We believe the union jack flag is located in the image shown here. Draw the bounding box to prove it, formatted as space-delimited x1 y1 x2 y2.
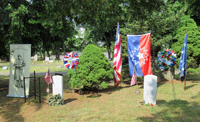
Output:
113 22 122 88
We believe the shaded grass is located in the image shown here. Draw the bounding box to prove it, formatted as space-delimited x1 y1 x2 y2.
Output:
0 74 200 122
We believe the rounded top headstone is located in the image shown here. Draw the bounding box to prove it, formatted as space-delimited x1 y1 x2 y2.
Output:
55 73 63 76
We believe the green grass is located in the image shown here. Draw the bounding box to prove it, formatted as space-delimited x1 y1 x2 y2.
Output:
0 66 69 73
0 60 64 66
0 60 200 121
0 60 67 73
0 60 10 66
0 74 200 122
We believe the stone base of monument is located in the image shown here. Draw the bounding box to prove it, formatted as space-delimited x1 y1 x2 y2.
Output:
162 69 174 81
143 75 157 105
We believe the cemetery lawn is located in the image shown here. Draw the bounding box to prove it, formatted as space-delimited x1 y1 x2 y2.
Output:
0 60 64 66
0 60 67 73
0 75 200 122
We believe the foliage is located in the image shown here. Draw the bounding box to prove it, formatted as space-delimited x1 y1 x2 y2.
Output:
68 44 113 90
172 15 200 70
119 1 184 77
0 0 77 59
48 94 64 106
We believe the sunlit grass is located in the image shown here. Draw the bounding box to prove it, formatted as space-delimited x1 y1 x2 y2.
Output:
0 75 200 121
0 60 67 73
0 60 64 66
0 60 200 121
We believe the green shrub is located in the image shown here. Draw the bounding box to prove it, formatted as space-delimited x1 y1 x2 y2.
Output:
68 44 113 90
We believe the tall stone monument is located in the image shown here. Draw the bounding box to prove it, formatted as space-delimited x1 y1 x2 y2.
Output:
7 44 31 98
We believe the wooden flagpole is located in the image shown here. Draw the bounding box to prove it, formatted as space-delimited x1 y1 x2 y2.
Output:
184 70 186 91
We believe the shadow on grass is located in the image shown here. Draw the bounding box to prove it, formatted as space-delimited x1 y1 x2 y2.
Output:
185 84 197 90
72 82 134 97
0 75 25 121
0 74 62 122
64 98 77 104
98 84 132 94
137 99 200 122
87 94 102 98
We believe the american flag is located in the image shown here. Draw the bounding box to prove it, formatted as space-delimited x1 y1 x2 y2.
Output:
44 69 52 85
113 22 122 88
130 73 137 86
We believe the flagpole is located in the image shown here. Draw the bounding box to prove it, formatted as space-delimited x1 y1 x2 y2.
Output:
47 65 50 104
118 17 122 88
48 83 49 103
184 70 186 90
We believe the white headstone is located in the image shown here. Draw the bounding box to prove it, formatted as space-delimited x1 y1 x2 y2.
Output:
2 66 8 70
34 54 38 61
52 75 63 98
45 57 49 61
49 60 54 63
143 75 157 105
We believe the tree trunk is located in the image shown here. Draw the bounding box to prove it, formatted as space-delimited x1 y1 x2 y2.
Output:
104 36 111 59
82 40 84 51
56 44 60 60
42 51 45 60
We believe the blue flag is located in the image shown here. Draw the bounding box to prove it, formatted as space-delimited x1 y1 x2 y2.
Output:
179 34 187 81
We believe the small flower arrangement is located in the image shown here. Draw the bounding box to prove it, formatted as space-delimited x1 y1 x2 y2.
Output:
156 49 177 71
48 94 64 106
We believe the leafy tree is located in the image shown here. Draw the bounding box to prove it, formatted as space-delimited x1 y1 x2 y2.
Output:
68 44 113 90
118 1 185 77
0 0 77 60
172 15 200 70
184 0 200 26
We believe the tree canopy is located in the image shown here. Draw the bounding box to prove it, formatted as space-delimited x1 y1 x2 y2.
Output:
1 0 200 72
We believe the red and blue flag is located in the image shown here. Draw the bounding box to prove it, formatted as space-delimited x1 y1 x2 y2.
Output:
127 33 152 76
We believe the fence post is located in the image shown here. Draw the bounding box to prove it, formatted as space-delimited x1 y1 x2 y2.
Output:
34 71 36 100
24 77 26 103
39 78 41 103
